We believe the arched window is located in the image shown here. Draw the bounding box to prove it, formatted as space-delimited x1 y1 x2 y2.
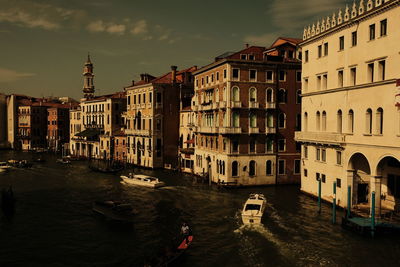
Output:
137 111 142 130
222 161 225 175
232 86 240 101
249 138 256 153
348 110 354 133
232 161 238 177
316 111 321 131
296 89 302 104
278 113 286 128
266 112 274 128
322 111 327 131
223 87 226 101
278 89 287 103
337 110 342 133
366 108 372 134
249 161 256 176
376 108 383 134
179 134 183 148
304 112 308 131
266 160 272 175
250 113 257 128
215 88 219 102
232 112 240 127
249 88 257 102
266 88 273 103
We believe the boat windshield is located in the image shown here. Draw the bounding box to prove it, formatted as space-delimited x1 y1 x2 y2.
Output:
245 204 261 211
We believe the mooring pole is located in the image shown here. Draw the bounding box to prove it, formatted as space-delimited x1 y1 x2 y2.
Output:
371 191 376 238
333 181 336 224
347 185 351 218
318 178 322 214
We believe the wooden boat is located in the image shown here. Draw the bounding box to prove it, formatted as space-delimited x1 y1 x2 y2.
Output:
120 173 165 188
92 200 136 224
56 158 71 164
155 235 194 267
7 159 32 168
241 193 267 225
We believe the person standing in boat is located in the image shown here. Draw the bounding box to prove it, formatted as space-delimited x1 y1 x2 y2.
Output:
181 222 190 244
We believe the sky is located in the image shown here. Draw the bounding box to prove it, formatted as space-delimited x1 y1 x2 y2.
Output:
0 0 349 100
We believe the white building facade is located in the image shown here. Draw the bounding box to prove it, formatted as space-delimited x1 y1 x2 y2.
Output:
295 0 400 215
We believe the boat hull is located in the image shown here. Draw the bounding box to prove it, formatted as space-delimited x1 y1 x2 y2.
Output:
120 176 165 188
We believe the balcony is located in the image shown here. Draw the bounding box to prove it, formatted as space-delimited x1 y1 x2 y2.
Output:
248 127 259 134
248 101 259 109
265 102 276 109
125 129 152 136
265 127 276 134
200 101 213 111
230 101 242 108
219 101 227 109
195 126 219 134
219 127 242 134
295 131 346 144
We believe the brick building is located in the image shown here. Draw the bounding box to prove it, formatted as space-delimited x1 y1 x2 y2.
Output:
47 105 71 152
192 38 302 186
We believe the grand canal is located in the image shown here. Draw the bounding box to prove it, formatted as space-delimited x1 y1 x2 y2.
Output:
1 151 399 267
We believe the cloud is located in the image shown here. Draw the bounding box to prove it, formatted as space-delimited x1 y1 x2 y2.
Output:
131 20 148 35
0 0 85 30
87 20 126 35
0 68 36 83
243 0 346 46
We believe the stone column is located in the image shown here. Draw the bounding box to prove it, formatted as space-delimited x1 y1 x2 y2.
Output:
370 175 382 217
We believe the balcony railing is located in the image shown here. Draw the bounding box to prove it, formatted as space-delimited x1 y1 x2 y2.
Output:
248 127 259 134
219 127 242 134
265 102 276 109
195 126 219 134
230 101 242 108
265 127 276 134
295 131 346 144
249 102 259 109
125 129 152 136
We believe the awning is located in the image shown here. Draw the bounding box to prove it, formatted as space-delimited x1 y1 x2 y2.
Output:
184 139 195 144
75 128 101 138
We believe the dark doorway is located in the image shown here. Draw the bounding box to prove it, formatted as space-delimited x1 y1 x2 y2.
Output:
357 183 368 203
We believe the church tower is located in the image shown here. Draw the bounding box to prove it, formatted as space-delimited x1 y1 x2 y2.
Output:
83 54 95 99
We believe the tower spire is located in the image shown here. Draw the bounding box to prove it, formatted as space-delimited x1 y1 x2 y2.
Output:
83 54 95 99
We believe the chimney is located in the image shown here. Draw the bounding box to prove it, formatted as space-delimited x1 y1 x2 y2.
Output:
131 80 135 86
245 43 249 48
140 74 145 81
171 65 177 83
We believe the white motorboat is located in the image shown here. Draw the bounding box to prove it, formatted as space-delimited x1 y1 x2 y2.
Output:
241 193 267 225
120 173 165 188
0 162 11 171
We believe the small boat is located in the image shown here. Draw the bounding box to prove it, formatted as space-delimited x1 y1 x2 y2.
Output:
7 159 32 168
92 200 136 224
56 158 71 164
241 193 267 225
0 162 11 171
120 173 165 188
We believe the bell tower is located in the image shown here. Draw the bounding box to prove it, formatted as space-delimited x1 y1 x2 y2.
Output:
83 53 95 99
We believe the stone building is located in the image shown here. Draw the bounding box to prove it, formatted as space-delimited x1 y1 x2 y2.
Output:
295 0 400 214
179 106 196 173
47 105 71 152
124 66 197 169
192 38 302 186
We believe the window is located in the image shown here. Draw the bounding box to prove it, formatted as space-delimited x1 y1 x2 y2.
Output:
304 78 309 92
266 138 274 152
249 88 257 102
278 89 286 103
324 43 328 56
336 151 342 165
304 169 308 177
232 140 239 153
368 63 374 83
211 74 214 82
294 160 301 174
266 88 273 103
223 69 227 79
250 113 257 128
278 139 286 152
317 75 321 90
380 19 387 36
376 108 383 134
296 113 301 131
316 172 320 181
339 36 344 50
318 45 322 58
321 174 326 183
337 110 342 133
278 160 285 175
351 31 357 46
232 112 240 127
266 71 273 82
304 145 308 159
134 95 137 104
249 138 256 153
337 178 341 188
378 60 385 81
232 68 239 80
296 71 301 82
206 76 209 84
249 55 255 60
201 78 204 85
240 54 247 60
350 67 357 86
322 111 327 131
369 24 376 40
321 149 326 162
232 86 240 101
288 50 294 58
366 108 372 134
216 72 219 81
232 161 238 177
249 161 256 176
322 74 327 90
316 111 321 131
279 71 286 81
278 113 286 128
266 160 272 175
316 148 321 161
305 50 309 62
249 70 257 81
156 92 162 103
296 90 301 104
348 109 354 133
338 70 344 88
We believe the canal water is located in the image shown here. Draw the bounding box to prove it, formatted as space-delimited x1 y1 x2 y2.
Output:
1 151 399 267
